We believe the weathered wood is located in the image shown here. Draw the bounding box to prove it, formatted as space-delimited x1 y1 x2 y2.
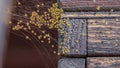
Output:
58 58 85 68
58 19 87 57
88 19 120 56
87 57 120 68
62 12 120 19
59 0 120 11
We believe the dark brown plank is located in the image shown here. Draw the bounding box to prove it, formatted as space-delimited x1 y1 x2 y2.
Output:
59 0 120 11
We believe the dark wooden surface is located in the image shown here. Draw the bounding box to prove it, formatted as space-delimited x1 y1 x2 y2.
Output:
88 19 120 56
59 0 120 11
58 15 120 68
58 0 120 68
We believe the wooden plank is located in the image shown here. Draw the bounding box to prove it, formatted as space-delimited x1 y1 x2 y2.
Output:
88 19 120 56
62 12 120 19
59 0 120 11
58 58 85 68
87 57 120 68
58 19 87 57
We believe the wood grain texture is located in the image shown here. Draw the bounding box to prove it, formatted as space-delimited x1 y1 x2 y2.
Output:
87 57 120 68
88 19 120 56
59 0 120 11
62 12 120 19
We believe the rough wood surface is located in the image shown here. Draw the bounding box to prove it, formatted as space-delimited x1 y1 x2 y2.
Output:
58 19 87 56
88 19 120 56
58 58 85 68
62 12 120 18
59 0 120 11
87 57 120 68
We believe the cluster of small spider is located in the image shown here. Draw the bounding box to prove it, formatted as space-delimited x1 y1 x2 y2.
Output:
8 1 71 56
